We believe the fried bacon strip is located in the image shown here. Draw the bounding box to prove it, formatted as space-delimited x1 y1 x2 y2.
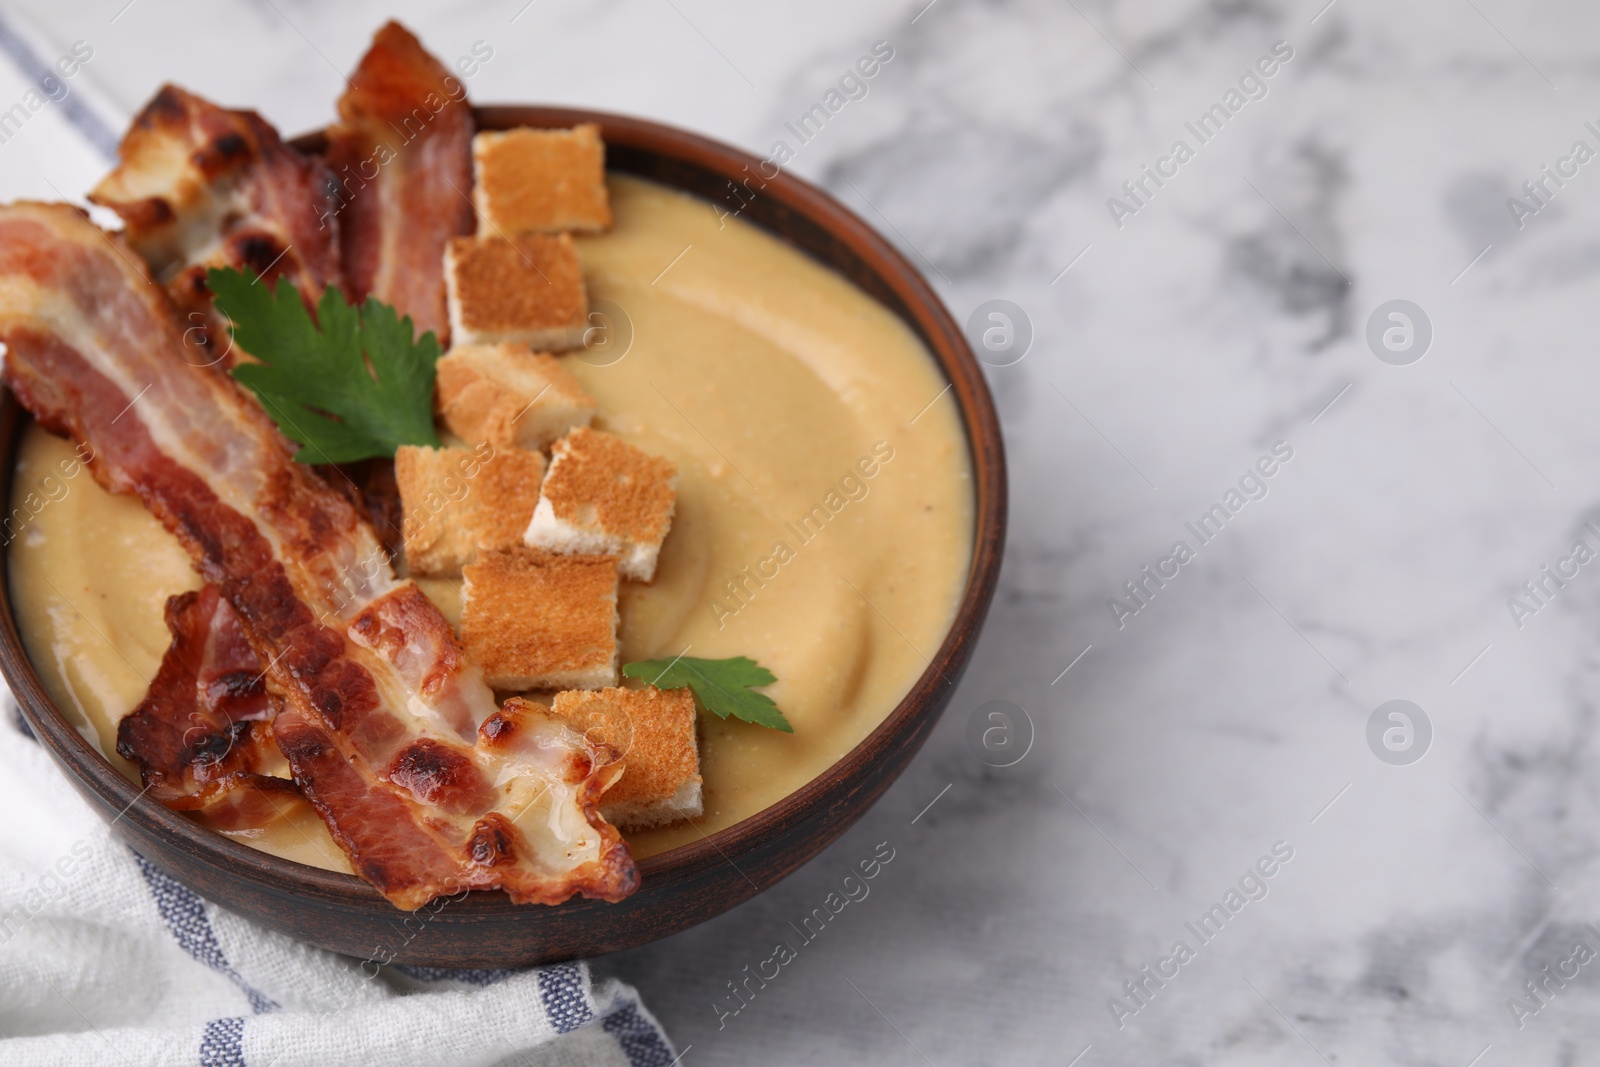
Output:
87 84 343 363
84 82 411 545
327 457 405 560
326 21 474 345
0 202 636 910
115 585 303 830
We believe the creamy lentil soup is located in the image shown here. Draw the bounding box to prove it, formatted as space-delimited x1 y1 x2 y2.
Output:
7 174 972 870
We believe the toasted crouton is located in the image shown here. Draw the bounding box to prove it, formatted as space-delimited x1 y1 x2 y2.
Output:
445 234 588 349
396 444 546 577
550 686 701 829
473 125 611 235
523 427 678 582
435 343 597 450
460 547 618 690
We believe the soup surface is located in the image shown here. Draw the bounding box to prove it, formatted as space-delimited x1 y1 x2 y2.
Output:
7 174 973 870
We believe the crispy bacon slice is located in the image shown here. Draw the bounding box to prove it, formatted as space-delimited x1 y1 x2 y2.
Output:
0 202 636 910
87 84 343 364
88 84 411 570
325 21 474 345
327 457 404 560
115 585 303 829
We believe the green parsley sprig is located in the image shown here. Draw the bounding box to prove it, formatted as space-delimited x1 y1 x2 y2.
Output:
622 656 792 733
209 267 441 463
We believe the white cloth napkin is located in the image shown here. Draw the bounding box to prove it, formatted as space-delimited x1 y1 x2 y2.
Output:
0 706 677 1067
0 13 677 1065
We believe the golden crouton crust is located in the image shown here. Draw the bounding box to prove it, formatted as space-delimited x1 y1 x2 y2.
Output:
446 234 588 347
473 125 612 234
396 444 546 577
461 547 618 689
549 686 699 810
544 427 678 543
434 343 595 449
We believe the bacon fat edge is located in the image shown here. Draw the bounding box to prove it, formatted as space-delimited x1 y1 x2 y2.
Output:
0 202 637 909
88 84 344 364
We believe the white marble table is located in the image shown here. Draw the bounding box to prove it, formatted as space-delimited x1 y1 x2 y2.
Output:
8 0 1600 1063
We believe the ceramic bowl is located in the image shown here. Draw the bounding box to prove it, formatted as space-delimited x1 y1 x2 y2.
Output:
0 105 1007 966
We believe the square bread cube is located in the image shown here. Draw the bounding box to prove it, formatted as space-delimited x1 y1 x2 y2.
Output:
395 444 546 578
445 234 588 350
473 125 612 235
435 343 596 450
523 427 678 582
550 686 701 829
460 547 619 690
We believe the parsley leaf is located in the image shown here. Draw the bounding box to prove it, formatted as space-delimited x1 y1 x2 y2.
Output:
209 267 441 463
622 656 792 733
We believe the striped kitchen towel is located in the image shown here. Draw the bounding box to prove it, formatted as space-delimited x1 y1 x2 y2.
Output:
0 8 119 202
0 701 678 1067
0 13 677 1064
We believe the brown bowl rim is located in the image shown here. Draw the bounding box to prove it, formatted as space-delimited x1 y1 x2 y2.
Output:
0 104 1007 925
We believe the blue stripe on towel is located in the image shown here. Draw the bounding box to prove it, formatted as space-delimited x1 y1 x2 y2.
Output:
199 1017 247 1067
391 963 516 987
602 1000 678 1067
537 962 593 1033
0 11 118 160
132 852 279 1014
